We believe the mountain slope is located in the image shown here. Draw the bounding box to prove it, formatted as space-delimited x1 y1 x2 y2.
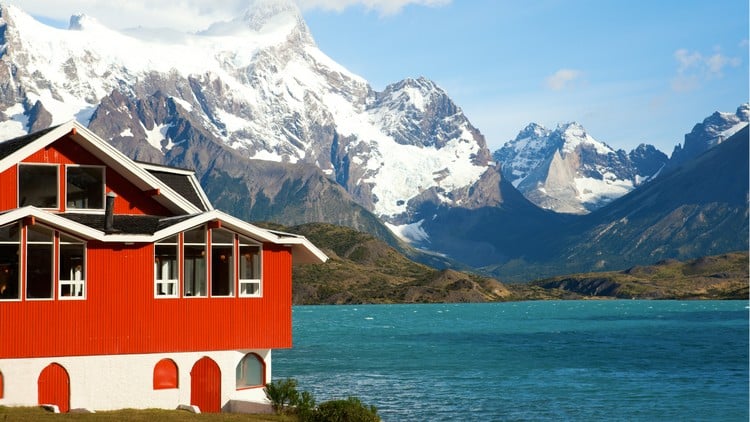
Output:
668 103 749 169
0 3 502 227
486 125 749 280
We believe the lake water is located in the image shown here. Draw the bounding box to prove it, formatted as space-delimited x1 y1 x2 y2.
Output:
273 301 748 421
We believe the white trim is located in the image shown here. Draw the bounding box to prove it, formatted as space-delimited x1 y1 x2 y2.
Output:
0 208 328 264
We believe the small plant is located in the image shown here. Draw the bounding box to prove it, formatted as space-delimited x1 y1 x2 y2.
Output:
265 378 379 421
264 378 300 414
308 397 380 422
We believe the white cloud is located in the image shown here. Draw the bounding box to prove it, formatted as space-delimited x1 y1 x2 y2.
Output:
9 0 451 31
671 47 741 92
545 69 583 91
296 0 450 15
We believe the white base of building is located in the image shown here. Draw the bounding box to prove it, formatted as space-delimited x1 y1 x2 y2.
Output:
0 349 273 413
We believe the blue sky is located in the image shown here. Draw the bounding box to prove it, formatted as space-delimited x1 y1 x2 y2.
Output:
9 0 750 152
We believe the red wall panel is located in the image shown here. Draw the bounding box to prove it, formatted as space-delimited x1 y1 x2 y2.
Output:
0 242 293 358
0 165 17 211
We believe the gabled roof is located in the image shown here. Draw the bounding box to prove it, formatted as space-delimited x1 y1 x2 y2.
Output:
0 121 327 264
0 120 202 215
0 207 327 264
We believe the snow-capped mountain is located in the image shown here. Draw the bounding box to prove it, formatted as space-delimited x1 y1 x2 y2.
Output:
493 122 668 214
0 1 497 225
668 103 749 169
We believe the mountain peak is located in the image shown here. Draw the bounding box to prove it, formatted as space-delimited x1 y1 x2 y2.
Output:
68 13 103 31
242 0 301 31
199 0 312 44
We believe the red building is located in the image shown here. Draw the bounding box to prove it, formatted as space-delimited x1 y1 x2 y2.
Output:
0 121 326 413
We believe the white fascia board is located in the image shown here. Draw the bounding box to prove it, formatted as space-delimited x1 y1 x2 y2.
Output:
0 208 328 263
153 210 328 264
0 207 102 239
0 122 77 174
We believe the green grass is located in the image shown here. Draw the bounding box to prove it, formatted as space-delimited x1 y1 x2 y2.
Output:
0 406 294 422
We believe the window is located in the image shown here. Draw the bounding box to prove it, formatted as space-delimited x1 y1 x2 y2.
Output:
155 236 178 297
59 234 85 298
19 164 58 208
239 236 261 297
26 225 53 300
153 359 178 389
66 166 104 210
183 227 207 297
236 353 265 389
0 223 20 300
211 229 234 297
0 370 4 399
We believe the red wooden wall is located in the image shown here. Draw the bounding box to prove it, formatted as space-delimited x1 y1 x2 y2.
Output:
0 243 292 358
0 134 295 359
0 136 171 215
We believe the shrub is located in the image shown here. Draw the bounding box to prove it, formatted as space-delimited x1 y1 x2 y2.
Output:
264 378 300 414
306 397 380 422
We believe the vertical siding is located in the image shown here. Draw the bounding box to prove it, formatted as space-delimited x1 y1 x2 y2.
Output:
10 136 172 215
0 242 294 358
0 165 17 211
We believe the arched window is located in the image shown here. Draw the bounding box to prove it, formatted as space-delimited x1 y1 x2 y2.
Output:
0 369 4 398
236 353 265 389
153 358 178 389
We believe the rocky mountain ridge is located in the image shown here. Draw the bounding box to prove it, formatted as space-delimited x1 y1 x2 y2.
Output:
493 122 668 214
0 2 499 226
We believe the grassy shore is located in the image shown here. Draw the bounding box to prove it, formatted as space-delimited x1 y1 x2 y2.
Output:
0 406 294 422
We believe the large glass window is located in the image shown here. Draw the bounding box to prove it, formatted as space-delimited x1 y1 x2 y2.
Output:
59 234 85 298
155 235 178 297
239 236 261 297
0 223 20 300
211 229 234 297
183 227 207 297
26 225 53 299
19 164 58 208
66 166 104 210
236 353 265 389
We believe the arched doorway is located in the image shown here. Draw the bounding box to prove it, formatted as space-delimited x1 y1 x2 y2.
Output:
191 357 221 413
38 363 70 413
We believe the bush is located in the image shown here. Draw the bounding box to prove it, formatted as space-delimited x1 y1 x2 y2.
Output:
264 378 300 414
307 397 380 422
265 378 379 422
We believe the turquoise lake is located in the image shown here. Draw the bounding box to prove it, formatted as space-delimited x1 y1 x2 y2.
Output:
274 301 749 421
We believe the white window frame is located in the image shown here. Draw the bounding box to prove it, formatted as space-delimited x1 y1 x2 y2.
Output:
154 235 179 298
25 224 54 301
65 164 106 212
210 228 235 297
183 227 207 298
238 235 262 298
0 222 21 302
58 233 86 300
18 163 59 209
